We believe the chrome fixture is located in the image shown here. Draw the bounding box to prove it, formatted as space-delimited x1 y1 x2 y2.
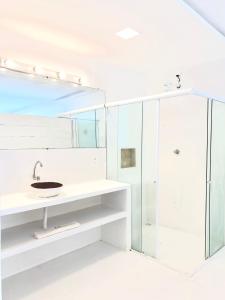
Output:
43 207 48 230
174 149 180 155
33 160 43 181
176 74 181 89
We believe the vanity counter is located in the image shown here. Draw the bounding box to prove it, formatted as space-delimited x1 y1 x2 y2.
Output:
0 180 130 216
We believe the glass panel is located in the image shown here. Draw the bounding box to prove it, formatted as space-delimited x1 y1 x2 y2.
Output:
205 99 211 259
158 95 206 272
107 101 159 255
107 103 143 252
95 108 106 148
106 106 119 180
75 111 97 148
73 108 106 148
141 100 159 257
209 100 225 256
117 103 143 252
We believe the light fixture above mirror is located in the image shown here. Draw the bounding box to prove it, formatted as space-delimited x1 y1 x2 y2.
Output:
0 57 81 85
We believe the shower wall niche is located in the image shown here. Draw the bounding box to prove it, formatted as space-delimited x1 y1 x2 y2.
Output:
106 90 225 273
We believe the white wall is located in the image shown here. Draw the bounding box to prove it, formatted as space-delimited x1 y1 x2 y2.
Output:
0 147 106 219
0 148 106 195
159 95 207 237
1 147 106 231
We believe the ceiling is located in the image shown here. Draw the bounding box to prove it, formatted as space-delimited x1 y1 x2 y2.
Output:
0 0 224 77
183 0 225 37
0 0 224 107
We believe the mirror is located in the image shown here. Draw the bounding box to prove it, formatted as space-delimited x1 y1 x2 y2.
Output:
0 68 106 149
72 109 106 148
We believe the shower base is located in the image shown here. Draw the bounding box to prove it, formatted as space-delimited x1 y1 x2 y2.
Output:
142 225 205 274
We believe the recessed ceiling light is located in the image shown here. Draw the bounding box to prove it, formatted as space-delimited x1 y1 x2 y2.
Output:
116 28 140 40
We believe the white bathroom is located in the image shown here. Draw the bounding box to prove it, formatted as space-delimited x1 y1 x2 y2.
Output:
1 1 225 300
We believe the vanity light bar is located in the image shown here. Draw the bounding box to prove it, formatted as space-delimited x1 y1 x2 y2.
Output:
34 66 58 79
0 57 81 85
2 58 34 73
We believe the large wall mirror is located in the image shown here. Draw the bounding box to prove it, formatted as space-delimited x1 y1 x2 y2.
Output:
0 68 106 149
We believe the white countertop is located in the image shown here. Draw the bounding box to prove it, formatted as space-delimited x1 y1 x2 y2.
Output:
0 180 130 216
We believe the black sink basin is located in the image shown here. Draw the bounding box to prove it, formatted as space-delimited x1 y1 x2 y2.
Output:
31 182 63 198
31 182 63 189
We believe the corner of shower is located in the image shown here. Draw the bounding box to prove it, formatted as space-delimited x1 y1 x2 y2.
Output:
106 93 225 273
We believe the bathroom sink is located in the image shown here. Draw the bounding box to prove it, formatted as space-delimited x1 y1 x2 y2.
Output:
31 182 63 198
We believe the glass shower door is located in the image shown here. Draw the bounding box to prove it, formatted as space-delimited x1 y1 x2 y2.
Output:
117 103 143 252
141 100 159 257
208 100 225 256
107 100 159 255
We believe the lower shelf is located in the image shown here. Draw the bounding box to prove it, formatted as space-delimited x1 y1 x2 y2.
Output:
2 205 127 259
2 242 123 300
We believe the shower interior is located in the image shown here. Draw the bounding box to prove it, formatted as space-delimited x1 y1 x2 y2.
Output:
106 91 225 273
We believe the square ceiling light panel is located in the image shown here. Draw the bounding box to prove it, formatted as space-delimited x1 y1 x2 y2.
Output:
116 28 140 39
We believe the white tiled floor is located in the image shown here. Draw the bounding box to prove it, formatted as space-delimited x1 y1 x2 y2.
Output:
3 242 225 300
142 225 205 274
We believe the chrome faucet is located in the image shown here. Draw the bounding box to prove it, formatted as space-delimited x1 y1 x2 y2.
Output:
33 161 43 181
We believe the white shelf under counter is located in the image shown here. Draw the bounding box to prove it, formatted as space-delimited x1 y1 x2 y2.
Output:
0 180 131 292
2 205 127 259
1 179 131 288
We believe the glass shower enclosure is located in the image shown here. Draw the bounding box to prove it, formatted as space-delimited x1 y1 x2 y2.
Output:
106 91 225 273
107 100 159 257
206 100 225 257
